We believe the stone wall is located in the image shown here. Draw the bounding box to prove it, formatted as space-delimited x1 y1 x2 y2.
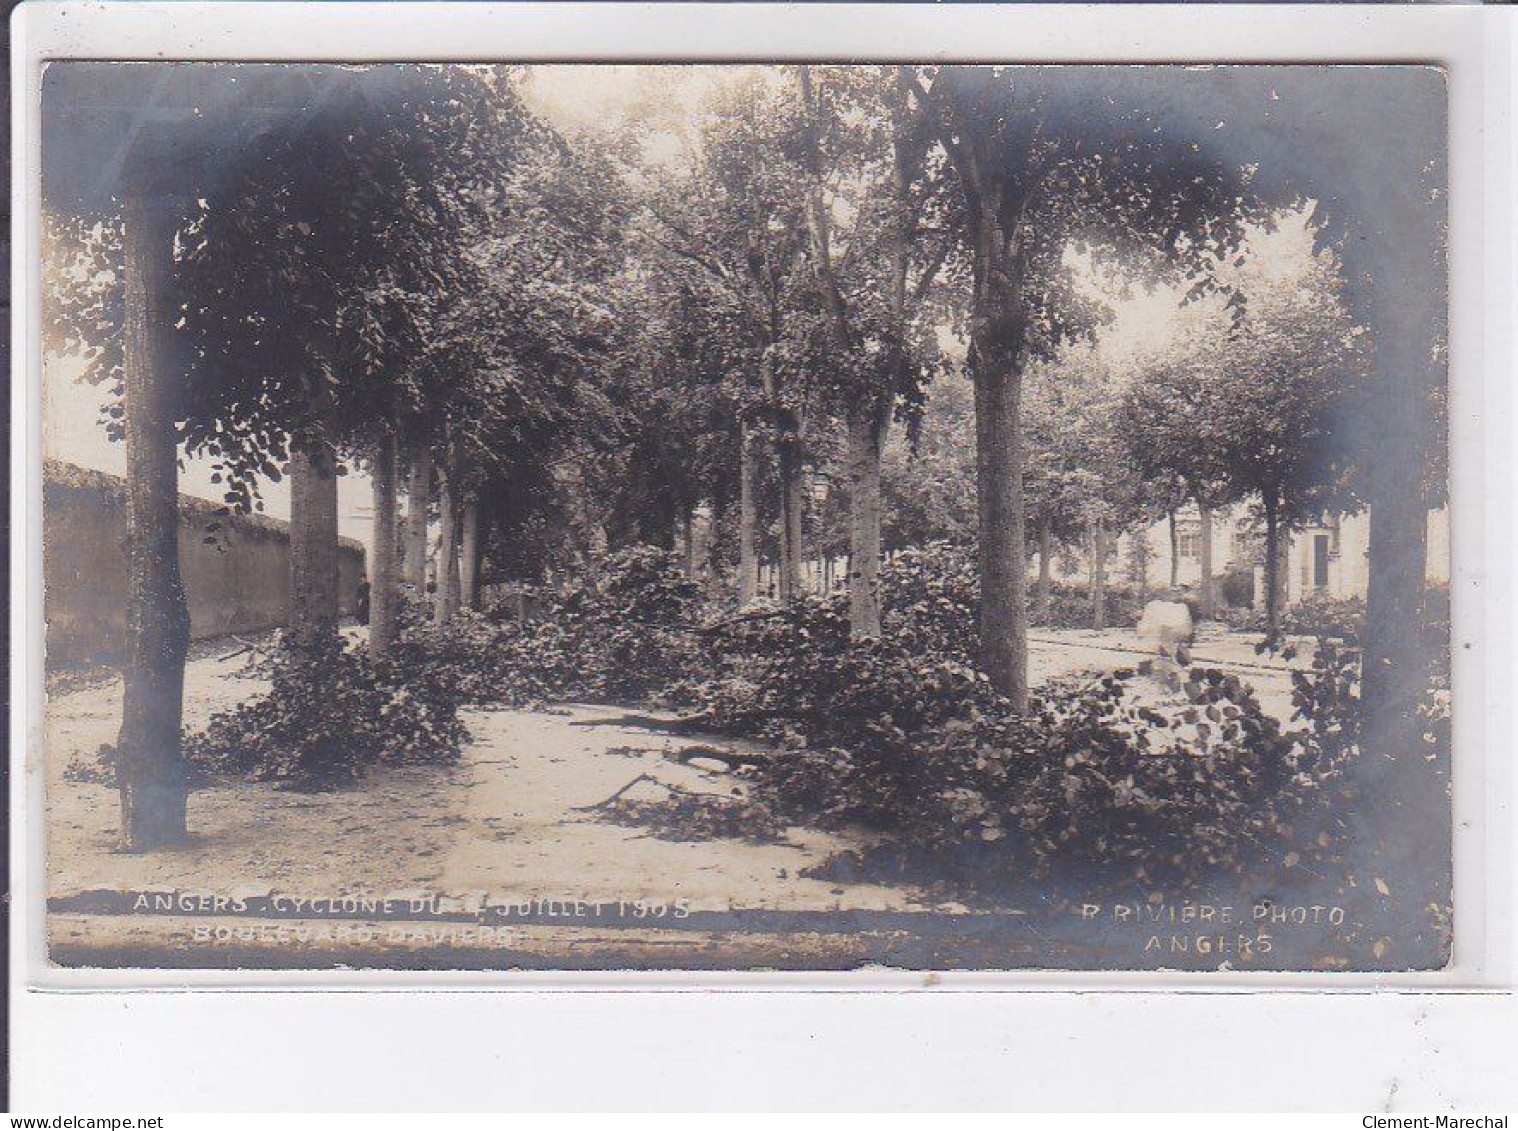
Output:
44 461 365 664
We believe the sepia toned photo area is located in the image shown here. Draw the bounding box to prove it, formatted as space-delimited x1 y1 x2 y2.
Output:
39 62 1450 973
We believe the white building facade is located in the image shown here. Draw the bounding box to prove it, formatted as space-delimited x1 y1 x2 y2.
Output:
1098 502 1450 608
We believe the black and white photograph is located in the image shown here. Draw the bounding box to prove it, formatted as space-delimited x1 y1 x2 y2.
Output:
38 60 1453 974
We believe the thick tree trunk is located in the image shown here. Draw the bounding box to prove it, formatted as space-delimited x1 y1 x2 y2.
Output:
460 501 481 612
846 406 884 637
435 452 461 625
369 432 401 657
919 70 1034 707
799 65 889 622
1198 500 1216 617
1357 274 1446 965
738 422 759 606
1036 519 1053 625
288 435 341 648
404 434 432 597
1262 496 1282 645
777 444 804 604
970 324 1030 709
1131 531 1149 603
115 194 191 850
1168 510 1180 588
1091 524 1108 632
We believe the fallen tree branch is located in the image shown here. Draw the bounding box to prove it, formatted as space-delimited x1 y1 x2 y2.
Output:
568 712 717 735
570 772 663 812
571 772 733 813
215 634 266 662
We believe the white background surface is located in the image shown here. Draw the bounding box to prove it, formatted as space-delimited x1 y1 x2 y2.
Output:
10 1 1517 1112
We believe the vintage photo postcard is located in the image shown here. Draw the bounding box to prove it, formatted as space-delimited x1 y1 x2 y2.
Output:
38 61 1452 974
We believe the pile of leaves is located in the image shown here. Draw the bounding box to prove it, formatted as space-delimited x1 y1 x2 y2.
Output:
316 539 1413 893
399 547 709 707
680 595 1001 753
666 583 1342 887
183 630 469 790
597 787 788 843
1032 580 1146 631
878 541 981 664
1018 666 1355 883
389 602 516 706
545 546 710 701
480 542 1363 889
738 653 1362 892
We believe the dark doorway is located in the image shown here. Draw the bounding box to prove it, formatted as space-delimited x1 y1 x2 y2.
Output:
1313 533 1331 590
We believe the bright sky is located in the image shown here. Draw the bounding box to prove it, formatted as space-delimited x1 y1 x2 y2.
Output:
43 64 1325 560
1086 206 1319 369
521 64 772 167
42 359 377 548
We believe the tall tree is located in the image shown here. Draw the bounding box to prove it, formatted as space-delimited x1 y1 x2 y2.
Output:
639 78 815 605
179 65 584 642
114 194 194 848
1153 252 1370 642
368 430 402 654
1028 344 1144 631
793 66 953 637
880 372 978 552
907 65 1244 706
42 66 355 847
1022 358 1094 623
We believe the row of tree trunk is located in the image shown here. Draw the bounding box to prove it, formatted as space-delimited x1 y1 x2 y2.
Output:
368 431 486 654
734 421 817 612
1033 508 1227 634
730 479 1244 641
732 404 888 635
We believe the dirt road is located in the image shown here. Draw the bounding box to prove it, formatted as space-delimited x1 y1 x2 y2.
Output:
43 654 915 913
40 627 1305 968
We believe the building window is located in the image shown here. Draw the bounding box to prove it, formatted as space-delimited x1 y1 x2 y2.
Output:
1232 524 1258 565
1177 531 1202 560
1312 533 1331 589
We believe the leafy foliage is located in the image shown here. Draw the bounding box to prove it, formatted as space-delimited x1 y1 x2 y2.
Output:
877 541 981 661
1033 582 1146 631
404 547 708 706
387 602 513 706
881 376 978 549
184 632 468 790
745 656 1364 892
599 789 788 843
1281 594 1368 645
682 594 1000 752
